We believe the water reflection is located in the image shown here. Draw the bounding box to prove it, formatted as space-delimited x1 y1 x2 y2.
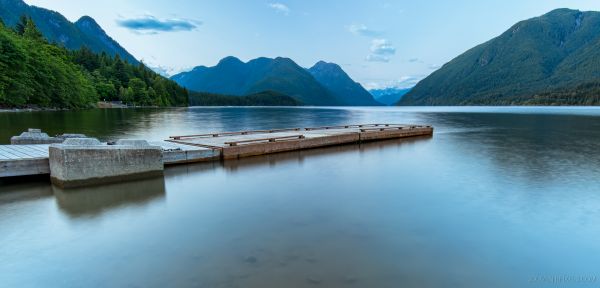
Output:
2 107 600 287
52 177 166 218
0 176 53 204
222 136 433 173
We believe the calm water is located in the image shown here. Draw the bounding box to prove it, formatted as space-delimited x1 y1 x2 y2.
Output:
1 107 600 287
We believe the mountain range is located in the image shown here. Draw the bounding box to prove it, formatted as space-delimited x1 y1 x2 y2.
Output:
307 61 380 106
400 9 600 105
0 0 137 63
369 88 411 106
171 57 380 106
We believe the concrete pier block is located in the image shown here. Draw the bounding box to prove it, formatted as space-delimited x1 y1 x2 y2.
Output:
11 128 63 145
49 138 163 188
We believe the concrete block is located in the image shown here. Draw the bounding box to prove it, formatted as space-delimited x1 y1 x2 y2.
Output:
57 133 87 140
49 139 163 188
11 128 63 145
115 139 151 147
62 138 102 146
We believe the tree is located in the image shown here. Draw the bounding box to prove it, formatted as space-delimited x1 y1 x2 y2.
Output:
128 78 149 105
23 18 44 41
14 15 28 35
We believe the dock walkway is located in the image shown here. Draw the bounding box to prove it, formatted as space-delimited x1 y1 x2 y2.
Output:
1 124 432 178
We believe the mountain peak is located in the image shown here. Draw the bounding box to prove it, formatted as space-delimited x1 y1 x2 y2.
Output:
308 60 380 106
218 56 243 65
309 61 342 72
544 8 581 16
75 15 105 33
75 15 99 26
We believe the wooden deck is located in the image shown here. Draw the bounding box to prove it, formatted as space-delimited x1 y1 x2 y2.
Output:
1 124 433 178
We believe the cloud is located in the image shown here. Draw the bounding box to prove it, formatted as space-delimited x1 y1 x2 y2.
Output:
363 76 423 90
141 56 191 77
428 64 442 70
117 15 200 34
366 38 396 62
408 58 420 63
268 3 290 15
348 24 382 37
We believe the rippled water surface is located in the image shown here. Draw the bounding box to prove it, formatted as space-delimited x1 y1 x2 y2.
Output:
1 107 600 287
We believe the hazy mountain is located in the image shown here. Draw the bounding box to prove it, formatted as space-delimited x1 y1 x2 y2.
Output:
308 61 380 106
0 0 137 63
400 9 600 105
370 88 411 105
172 56 340 105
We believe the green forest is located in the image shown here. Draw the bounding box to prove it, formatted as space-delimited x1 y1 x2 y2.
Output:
189 90 301 106
0 17 188 108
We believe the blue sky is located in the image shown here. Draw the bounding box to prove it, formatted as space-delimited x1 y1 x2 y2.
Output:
25 0 600 89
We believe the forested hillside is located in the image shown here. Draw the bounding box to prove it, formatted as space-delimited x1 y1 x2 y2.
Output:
189 90 301 106
0 0 137 63
0 17 188 108
400 9 600 106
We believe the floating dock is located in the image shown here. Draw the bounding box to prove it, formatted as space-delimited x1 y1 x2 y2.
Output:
1 124 433 180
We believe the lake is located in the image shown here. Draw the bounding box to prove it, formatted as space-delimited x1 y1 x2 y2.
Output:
1 106 600 287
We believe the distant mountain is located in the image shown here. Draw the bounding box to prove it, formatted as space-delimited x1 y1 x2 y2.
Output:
308 61 380 106
0 0 137 63
370 88 411 106
172 56 340 106
400 9 600 105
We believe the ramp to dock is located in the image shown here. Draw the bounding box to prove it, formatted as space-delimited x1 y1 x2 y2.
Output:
1 124 432 178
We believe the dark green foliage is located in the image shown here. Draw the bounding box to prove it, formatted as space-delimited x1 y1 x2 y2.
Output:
0 17 96 108
69 47 189 107
0 18 188 108
189 90 301 106
400 9 600 106
0 0 138 63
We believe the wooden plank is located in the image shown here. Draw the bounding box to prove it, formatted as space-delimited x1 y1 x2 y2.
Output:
18 145 49 156
224 135 305 146
0 158 50 177
170 128 302 139
25 145 50 153
0 147 25 159
7 146 45 158
165 139 223 149
0 147 35 159
0 150 20 160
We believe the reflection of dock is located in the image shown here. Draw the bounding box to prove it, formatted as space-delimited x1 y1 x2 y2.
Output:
1 124 433 179
53 177 166 217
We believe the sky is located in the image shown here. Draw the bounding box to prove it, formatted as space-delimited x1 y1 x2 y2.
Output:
24 0 600 89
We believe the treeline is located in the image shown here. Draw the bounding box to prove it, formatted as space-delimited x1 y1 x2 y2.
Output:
189 90 301 106
0 17 188 108
522 82 600 105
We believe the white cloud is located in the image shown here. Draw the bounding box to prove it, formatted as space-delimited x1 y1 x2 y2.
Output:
366 38 396 62
142 57 190 77
363 76 423 90
370 39 395 55
365 54 390 62
347 24 382 37
268 3 290 15
428 64 442 70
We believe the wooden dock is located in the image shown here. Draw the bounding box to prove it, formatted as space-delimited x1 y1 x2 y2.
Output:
1 124 432 178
